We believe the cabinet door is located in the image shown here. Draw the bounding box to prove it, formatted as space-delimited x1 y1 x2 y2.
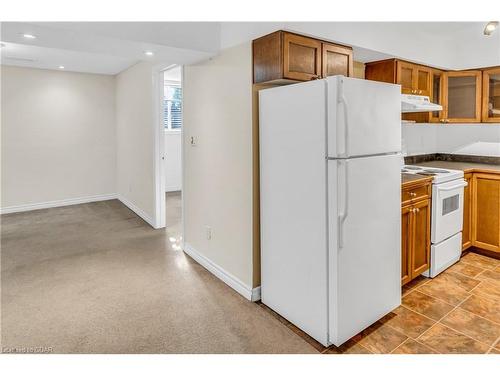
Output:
430 69 445 122
415 66 431 97
397 61 415 94
401 205 413 285
482 67 500 122
462 173 473 251
472 173 500 252
444 71 482 123
283 32 322 81
321 43 353 78
411 199 431 278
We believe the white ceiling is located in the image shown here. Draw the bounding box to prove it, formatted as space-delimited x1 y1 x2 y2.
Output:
1 22 498 75
0 22 218 74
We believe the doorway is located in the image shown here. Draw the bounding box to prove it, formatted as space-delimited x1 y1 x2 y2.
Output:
161 65 183 247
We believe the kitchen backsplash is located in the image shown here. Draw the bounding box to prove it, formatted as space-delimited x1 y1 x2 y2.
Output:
402 123 500 157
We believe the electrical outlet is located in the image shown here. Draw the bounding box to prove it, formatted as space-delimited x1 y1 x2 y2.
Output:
205 226 212 240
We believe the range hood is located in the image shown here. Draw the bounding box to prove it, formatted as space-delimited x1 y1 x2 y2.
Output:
401 94 443 113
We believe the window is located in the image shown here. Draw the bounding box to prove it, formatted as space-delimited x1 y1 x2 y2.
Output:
164 82 182 130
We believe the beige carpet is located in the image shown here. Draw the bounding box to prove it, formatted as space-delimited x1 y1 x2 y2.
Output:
1 194 316 354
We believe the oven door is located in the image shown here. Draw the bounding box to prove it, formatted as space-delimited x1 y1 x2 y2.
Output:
431 179 467 244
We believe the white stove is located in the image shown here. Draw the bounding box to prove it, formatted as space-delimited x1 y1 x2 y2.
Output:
402 165 464 184
402 164 467 277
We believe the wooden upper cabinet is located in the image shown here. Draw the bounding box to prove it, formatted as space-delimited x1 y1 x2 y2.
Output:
482 67 500 122
252 31 353 84
283 32 322 81
472 173 500 253
396 61 431 96
397 61 416 94
322 43 353 78
366 59 431 96
443 71 482 123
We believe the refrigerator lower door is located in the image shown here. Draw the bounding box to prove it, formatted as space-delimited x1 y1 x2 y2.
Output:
327 76 401 158
328 154 401 346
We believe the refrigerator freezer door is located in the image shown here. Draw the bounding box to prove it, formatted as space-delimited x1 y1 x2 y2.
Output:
327 76 401 158
259 79 329 346
328 154 401 346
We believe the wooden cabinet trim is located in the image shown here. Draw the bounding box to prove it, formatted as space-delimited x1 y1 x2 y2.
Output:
462 173 473 251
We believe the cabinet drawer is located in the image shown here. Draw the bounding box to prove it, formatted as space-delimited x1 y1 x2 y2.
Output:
402 185 430 205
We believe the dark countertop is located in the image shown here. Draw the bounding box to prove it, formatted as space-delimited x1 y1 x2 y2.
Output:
401 173 433 188
414 161 500 175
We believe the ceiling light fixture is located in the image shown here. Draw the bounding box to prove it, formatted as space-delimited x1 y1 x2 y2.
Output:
484 21 499 36
58 66 65 69
144 51 154 56
22 33 37 39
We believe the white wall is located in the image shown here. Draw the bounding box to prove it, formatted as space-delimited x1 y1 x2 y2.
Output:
402 123 500 157
1 65 116 211
220 22 500 71
183 43 254 289
165 130 182 192
115 62 156 224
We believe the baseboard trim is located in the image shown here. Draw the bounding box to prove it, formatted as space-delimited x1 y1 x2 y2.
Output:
183 242 261 302
117 195 157 228
251 286 261 302
0 194 117 214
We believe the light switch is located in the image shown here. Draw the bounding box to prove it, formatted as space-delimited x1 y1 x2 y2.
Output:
190 136 197 146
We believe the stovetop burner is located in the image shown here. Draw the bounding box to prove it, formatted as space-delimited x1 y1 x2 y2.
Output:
401 165 464 184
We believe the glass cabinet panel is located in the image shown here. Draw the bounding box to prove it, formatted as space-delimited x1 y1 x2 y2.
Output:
446 71 481 122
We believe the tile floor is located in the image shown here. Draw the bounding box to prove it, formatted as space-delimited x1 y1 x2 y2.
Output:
258 251 500 354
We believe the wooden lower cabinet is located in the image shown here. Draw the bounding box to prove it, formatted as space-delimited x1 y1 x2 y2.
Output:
472 173 500 253
411 199 431 276
401 181 432 285
401 205 413 285
462 173 473 250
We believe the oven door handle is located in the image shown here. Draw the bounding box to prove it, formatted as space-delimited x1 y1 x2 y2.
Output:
437 181 468 192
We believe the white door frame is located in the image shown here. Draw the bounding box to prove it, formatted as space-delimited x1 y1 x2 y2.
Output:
152 64 183 229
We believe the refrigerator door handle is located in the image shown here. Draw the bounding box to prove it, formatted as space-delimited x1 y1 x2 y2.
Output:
337 80 349 158
338 160 349 249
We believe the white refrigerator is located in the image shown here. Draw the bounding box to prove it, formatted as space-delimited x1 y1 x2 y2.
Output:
259 76 402 347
